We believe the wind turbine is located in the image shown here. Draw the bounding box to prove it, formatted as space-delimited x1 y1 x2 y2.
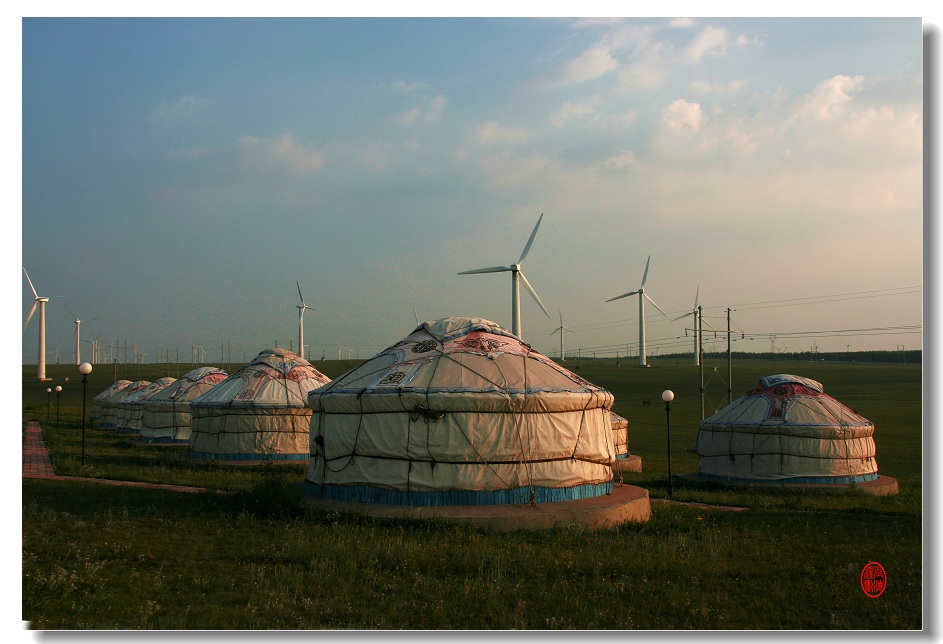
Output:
65 305 100 365
672 288 714 366
549 311 576 361
606 255 667 367
23 267 51 381
457 213 551 339
296 282 315 358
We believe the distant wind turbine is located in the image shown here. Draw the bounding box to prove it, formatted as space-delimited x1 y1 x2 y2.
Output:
606 255 667 367
672 288 713 366
549 311 576 361
65 305 100 366
296 281 315 358
23 267 51 381
457 213 551 339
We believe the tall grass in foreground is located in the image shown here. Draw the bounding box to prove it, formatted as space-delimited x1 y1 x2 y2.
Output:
23 479 920 630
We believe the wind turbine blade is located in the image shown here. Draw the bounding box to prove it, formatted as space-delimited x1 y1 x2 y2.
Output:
297 281 305 305
519 271 551 319
605 290 640 303
65 304 77 320
457 266 512 275
672 310 695 322
645 293 668 317
518 213 544 263
22 267 38 299
24 302 37 332
701 316 717 330
640 255 651 288
694 286 700 308
414 308 420 326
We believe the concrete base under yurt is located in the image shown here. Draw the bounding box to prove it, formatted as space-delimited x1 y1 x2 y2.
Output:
299 482 651 531
679 472 899 496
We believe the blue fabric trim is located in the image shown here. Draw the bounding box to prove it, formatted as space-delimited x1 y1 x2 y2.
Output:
615 453 631 460
303 480 614 506
187 450 308 461
697 471 879 485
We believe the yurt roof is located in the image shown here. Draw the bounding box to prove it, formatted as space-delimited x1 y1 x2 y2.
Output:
93 380 133 402
121 377 177 404
701 373 872 429
312 317 610 413
146 367 228 403
192 348 330 408
109 380 151 403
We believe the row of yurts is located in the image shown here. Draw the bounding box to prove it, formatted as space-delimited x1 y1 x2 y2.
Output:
90 316 885 506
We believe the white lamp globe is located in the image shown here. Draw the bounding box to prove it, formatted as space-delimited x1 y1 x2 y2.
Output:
55 386 62 392
661 390 674 402
79 362 92 375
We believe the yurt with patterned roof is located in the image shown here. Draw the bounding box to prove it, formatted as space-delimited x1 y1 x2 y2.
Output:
695 374 896 493
115 377 176 434
139 367 229 443
188 349 331 461
91 380 132 423
304 317 651 528
100 380 150 429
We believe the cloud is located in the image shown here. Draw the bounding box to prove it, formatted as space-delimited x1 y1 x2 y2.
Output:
476 122 534 147
148 95 211 121
236 133 325 173
684 25 730 63
689 79 747 94
558 44 619 84
790 75 864 123
550 97 601 127
396 95 447 126
662 99 705 131
669 18 695 29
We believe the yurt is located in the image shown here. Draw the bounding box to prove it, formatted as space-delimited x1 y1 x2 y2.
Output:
139 367 229 443
304 317 651 528
188 349 331 461
100 380 150 429
91 380 132 423
114 377 176 434
610 411 642 474
695 374 896 493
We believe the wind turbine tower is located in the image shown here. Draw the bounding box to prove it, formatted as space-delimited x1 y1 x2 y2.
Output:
549 311 575 361
606 255 667 367
23 267 51 381
458 213 551 339
296 282 315 359
66 305 99 366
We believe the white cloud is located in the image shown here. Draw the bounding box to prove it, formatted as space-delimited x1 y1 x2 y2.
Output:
559 44 619 84
396 95 447 126
685 25 730 63
669 18 695 29
662 99 705 131
790 75 863 123
689 79 746 94
550 97 601 127
476 122 533 147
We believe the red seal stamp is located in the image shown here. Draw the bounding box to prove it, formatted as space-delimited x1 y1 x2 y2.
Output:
860 561 887 598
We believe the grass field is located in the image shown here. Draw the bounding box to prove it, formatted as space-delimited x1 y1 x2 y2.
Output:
21 356 923 630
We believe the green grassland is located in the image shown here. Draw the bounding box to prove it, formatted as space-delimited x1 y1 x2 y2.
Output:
21 356 923 630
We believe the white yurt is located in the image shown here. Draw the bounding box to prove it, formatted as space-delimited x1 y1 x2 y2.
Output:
188 349 331 461
139 367 229 443
100 380 150 429
696 374 881 485
305 317 618 507
610 411 642 474
91 380 132 423
114 377 176 434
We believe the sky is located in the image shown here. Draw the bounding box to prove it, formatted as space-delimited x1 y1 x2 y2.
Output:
16 12 928 368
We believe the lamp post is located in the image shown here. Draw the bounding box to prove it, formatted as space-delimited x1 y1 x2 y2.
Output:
79 362 92 466
54 385 62 433
662 389 675 498
46 388 52 424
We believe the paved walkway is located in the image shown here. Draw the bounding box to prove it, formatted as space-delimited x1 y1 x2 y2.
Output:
22 420 222 494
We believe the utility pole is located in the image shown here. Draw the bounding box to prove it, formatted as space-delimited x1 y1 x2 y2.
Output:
698 305 705 419
727 308 733 404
